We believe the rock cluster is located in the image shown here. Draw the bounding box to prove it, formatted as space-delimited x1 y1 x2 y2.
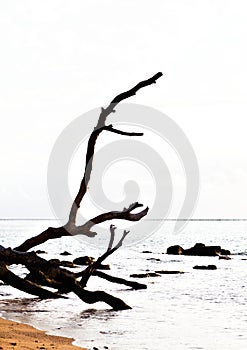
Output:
167 243 231 256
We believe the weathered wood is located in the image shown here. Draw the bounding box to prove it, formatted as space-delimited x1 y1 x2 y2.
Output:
0 73 163 310
14 202 148 253
0 245 131 310
0 246 76 282
93 270 147 290
73 282 131 310
14 74 162 253
68 72 162 225
14 226 69 252
78 228 130 288
75 203 148 234
0 262 62 299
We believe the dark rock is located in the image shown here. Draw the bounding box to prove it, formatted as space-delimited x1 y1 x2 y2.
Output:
220 249 231 255
167 243 231 256
73 256 109 269
155 270 184 274
136 273 149 278
142 250 152 253
73 256 95 265
48 259 75 268
184 243 221 256
130 273 148 278
130 272 160 278
60 251 72 256
49 259 61 265
147 258 161 261
193 265 217 270
35 250 47 254
60 261 75 268
167 245 184 255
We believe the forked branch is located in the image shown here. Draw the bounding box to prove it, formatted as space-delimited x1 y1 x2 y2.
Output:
68 72 163 225
17 73 162 252
4 73 163 310
74 202 148 235
15 202 148 252
79 225 130 287
0 245 131 310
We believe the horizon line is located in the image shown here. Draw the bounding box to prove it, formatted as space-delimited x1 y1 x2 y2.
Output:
0 218 247 221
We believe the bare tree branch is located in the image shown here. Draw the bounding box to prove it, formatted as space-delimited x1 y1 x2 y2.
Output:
16 73 161 252
73 283 131 310
14 227 69 252
104 124 143 137
2 73 164 310
15 203 147 252
93 270 147 290
0 262 63 299
0 245 131 310
97 72 163 127
79 227 130 287
68 72 163 225
75 202 149 235
108 224 116 251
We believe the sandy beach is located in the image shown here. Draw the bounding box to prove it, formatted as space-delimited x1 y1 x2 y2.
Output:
0 317 87 350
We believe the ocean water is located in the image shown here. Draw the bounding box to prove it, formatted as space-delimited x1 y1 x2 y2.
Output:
0 219 246 350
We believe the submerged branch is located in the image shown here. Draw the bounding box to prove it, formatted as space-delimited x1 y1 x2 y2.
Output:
0 245 131 310
0 262 63 299
93 270 147 290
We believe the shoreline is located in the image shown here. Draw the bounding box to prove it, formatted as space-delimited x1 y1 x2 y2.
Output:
0 317 87 350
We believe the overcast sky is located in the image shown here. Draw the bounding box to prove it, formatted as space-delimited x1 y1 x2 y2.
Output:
0 0 247 219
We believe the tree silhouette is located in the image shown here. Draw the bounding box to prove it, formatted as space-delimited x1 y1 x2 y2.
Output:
0 72 163 310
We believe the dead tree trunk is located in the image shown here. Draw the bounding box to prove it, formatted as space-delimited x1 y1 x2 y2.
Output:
0 72 163 310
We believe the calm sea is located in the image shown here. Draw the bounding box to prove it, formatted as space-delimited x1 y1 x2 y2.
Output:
0 219 246 350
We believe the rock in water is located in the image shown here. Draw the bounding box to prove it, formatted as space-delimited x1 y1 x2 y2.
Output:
193 265 217 270
130 272 161 278
167 245 184 255
220 249 231 255
73 256 95 265
60 261 75 268
155 270 184 274
60 251 72 256
35 250 47 254
167 243 231 256
184 243 221 256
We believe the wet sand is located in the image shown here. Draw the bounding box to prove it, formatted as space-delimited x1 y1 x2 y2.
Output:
0 317 87 350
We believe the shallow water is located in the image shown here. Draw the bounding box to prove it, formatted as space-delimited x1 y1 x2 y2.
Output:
0 220 246 349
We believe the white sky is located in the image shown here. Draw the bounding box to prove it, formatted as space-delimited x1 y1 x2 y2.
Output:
0 0 247 218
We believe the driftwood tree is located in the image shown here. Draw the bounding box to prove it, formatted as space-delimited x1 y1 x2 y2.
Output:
0 72 163 310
